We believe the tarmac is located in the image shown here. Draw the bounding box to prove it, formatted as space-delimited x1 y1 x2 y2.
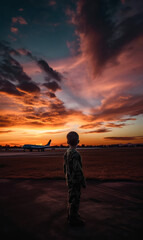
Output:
0 179 143 240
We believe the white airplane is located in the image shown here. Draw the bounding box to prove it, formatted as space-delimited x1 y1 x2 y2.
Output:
23 139 51 152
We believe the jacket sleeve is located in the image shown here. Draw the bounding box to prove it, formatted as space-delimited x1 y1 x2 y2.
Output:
72 153 86 187
63 152 67 175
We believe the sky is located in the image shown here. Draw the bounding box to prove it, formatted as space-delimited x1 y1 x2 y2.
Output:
0 0 143 146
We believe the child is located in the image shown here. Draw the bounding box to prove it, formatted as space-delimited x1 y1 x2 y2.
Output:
63 131 86 225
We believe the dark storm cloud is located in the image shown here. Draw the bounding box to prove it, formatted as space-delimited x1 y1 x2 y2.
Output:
17 81 40 93
0 42 60 96
0 42 31 82
16 46 63 89
0 78 24 96
37 59 62 82
46 92 56 98
75 0 143 74
43 81 61 92
0 41 40 95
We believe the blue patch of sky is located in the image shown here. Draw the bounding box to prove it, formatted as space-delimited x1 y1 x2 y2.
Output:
0 0 77 60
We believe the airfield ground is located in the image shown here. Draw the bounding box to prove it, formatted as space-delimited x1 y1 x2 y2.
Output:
0 179 143 240
0 148 143 239
0 148 143 180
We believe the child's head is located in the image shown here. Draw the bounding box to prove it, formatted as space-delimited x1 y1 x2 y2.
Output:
67 131 79 147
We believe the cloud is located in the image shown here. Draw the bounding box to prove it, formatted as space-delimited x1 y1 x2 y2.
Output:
0 42 31 82
119 118 136 122
37 59 62 82
91 94 143 121
49 0 56 6
0 130 14 134
43 81 61 92
18 8 24 12
12 16 27 25
104 136 143 141
106 123 126 128
80 122 103 129
72 0 143 75
17 81 40 94
16 48 33 58
83 128 111 134
0 92 86 129
14 46 63 86
0 115 16 127
10 27 18 34
46 92 56 98
0 42 41 96
43 130 67 135
0 79 24 96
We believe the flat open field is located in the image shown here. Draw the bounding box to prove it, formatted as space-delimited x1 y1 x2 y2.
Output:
0 179 143 240
0 148 143 239
0 148 143 180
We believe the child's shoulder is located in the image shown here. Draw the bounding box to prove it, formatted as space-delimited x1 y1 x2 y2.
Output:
69 148 80 158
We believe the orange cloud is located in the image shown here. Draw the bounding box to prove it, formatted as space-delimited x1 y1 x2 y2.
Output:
0 38 143 145
0 130 14 134
106 123 126 128
80 122 103 129
12 16 27 25
82 128 111 134
10 27 18 33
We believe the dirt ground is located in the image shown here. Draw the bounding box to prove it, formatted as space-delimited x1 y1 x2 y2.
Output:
0 148 143 239
0 179 143 240
0 148 143 180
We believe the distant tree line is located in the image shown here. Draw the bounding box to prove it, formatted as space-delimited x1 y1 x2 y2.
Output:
0 143 143 151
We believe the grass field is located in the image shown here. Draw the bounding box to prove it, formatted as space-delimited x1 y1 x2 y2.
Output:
0 148 143 180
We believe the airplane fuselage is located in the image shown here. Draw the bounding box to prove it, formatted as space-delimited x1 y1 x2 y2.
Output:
23 140 51 152
23 145 45 151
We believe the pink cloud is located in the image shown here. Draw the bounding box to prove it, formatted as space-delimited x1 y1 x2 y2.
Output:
49 1 56 6
22 61 42 76
18 8 24 11
12 16 27 25
10 27 18 33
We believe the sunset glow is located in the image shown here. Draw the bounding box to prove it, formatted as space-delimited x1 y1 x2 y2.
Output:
0 0 143 146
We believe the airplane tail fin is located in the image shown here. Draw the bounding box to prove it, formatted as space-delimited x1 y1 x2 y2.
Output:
46 139 51 146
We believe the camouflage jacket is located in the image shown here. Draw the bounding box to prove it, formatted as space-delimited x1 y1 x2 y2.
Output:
63 148 86 187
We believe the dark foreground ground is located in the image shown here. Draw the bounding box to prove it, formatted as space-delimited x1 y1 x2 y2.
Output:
0 179 143 240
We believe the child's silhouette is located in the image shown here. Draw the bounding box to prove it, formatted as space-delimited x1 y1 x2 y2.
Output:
63 131 86 225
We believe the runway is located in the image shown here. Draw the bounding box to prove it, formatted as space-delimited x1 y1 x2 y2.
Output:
0 179 143 240
0 149 63 157
0 148 143 180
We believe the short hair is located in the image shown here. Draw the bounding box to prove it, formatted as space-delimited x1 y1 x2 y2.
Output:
67 131 79 146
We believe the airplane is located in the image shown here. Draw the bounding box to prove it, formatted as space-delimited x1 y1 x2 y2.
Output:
23 139 51 152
